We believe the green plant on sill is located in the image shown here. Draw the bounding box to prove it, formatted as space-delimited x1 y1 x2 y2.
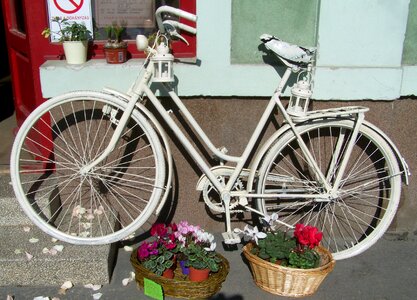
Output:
142 248 174 276
42 17 91 42
104 23 128 49
184 243 222 272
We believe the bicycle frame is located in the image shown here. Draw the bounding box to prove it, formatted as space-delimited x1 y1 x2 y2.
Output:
81 47 369 235
10 4 409 255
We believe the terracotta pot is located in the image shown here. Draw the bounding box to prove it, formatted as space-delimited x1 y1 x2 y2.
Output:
189 267 210 282
161 256 177 279
162 268 175 279
104 47 127 64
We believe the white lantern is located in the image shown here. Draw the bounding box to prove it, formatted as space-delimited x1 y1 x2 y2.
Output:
151 42 174 83
287 80 312 117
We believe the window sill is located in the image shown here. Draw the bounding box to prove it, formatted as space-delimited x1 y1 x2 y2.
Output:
39 58 198 98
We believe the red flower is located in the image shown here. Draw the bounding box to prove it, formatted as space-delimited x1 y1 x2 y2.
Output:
169 223 178 232
163 240 177 250
151 223 168 237
294 223 323 249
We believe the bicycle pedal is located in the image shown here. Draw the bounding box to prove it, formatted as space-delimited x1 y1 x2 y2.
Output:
222 232 241 245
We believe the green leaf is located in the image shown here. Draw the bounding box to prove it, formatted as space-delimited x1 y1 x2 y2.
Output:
164 260 173 268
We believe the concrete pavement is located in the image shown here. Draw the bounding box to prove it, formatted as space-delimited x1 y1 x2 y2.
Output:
1 232 416 300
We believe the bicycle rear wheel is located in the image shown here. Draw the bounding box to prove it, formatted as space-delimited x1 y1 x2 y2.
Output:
10 92 166 244
256 119 401 259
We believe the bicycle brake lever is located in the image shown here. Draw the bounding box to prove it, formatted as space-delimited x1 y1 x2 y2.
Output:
171 31 189 45
163 20 190 45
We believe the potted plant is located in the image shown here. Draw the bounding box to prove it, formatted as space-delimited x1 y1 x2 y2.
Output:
103 23 128 64
42 17 91 64
174 220 201 275
130 221 230 299
236 214 335 297
182 228 222 282
136 223 178 279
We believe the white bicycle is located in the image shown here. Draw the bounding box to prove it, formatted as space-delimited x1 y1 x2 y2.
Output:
10 6 409 260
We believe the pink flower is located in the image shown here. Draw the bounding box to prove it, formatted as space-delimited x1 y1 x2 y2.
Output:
137 242 159 261
176 221 200 235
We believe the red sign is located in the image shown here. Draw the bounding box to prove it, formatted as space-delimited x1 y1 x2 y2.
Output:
53 0 84 14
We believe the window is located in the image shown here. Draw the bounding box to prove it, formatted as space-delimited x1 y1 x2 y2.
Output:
91 0 196 58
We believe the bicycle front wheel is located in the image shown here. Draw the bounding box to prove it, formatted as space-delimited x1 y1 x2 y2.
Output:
10 92 166 245
257 119 401 259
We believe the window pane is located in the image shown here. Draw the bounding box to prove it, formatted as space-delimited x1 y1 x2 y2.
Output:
92 0 179 40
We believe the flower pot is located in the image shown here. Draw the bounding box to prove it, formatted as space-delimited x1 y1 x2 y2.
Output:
243 243 335 297
162 268 175 279
162 255 177 279
63 41 88 64
189 267 210 282
104 47 128 64
179 260 190 275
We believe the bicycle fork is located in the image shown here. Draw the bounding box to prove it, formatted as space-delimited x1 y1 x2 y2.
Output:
80 70 153 175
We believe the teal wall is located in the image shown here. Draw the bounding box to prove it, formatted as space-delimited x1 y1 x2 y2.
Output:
40 0 417 99
231 0 319 64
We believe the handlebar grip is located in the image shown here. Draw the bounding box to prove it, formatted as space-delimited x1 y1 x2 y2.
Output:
156 6 197 33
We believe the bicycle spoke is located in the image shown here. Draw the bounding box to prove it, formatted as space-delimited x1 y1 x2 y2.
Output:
258 120 401 259
12 94 165 244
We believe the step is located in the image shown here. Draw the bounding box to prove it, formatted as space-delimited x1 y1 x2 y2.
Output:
0 175 117 286
0 197 34 226
0 175 36 226
0 225 117 286
0 174 14 198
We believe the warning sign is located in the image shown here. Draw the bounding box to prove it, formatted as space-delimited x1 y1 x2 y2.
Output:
53 0 85 14
47 0 93 42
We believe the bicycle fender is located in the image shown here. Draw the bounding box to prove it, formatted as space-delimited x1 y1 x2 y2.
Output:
247 118 410 192
362 120 410 185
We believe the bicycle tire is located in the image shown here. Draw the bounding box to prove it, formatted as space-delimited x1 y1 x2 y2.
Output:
256 119 401 260
10 91 166 245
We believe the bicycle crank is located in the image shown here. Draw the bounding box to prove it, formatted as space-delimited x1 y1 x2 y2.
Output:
196 166 249 213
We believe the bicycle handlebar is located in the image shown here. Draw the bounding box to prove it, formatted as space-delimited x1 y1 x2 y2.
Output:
155 6 197 34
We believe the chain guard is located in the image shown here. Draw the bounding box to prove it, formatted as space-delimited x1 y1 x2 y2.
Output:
200 167 246 213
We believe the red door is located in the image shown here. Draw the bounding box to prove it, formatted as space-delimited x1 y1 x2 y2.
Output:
1 0 51 128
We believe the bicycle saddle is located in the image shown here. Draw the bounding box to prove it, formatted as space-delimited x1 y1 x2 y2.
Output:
260 34 316 64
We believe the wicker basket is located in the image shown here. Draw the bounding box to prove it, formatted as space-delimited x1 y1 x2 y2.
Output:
130 250 229 299
243 243 335 297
